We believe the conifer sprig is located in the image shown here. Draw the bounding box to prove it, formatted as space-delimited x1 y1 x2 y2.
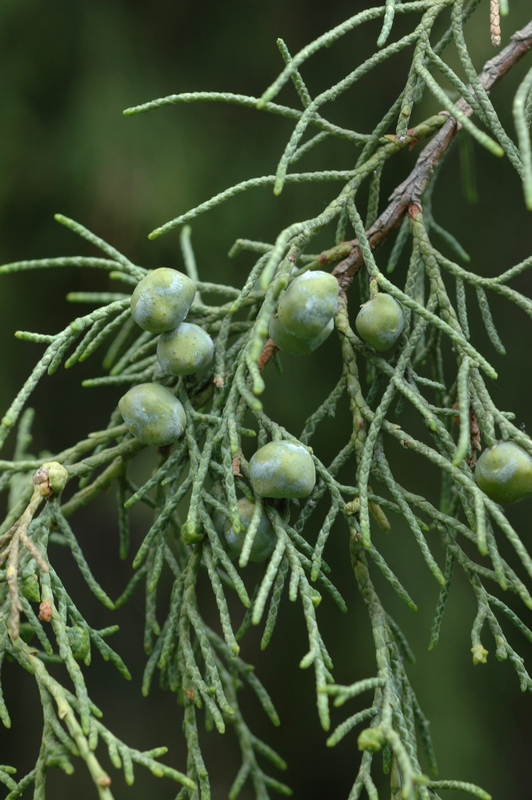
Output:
1 4 531 799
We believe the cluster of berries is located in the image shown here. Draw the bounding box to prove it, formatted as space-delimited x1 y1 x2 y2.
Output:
116 268 323 561
118 267 213 447
117 265 532 562
115 266 415 560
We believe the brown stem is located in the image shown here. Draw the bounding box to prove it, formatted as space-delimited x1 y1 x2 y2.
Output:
257 21 532 370
333 19 532 292
257 338 279 371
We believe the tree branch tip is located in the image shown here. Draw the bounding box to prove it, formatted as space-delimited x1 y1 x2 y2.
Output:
2 11 532 799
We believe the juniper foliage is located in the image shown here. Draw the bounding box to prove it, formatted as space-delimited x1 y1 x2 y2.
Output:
1 2 532 799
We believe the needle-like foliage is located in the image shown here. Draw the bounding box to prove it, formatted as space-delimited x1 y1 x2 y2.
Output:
1 3 532 799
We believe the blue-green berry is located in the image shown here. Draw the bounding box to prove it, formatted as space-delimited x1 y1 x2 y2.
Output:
278 270 338 340
131 268 196 334
249 441 316 499
224 498 276 563
475 441 532 504
269 314 334 355
355 293 404 351
118 383 186 446
157 322 214 376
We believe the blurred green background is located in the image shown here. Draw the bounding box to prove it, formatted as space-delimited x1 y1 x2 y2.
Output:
1 1 532 798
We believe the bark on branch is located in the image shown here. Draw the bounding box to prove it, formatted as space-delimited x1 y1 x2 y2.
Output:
259 20 532 369
332 19 532 292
